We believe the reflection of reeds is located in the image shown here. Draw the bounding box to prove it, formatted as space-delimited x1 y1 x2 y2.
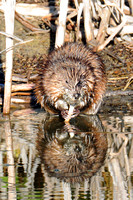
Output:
0 113 133 199
5 116 16 200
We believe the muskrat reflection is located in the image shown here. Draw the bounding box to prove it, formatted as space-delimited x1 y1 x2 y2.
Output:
37 115 107 183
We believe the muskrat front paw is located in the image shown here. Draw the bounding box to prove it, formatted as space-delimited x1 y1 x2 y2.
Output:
61 106 80 122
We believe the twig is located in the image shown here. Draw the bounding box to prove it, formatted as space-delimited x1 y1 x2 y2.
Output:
108 77 128 81
102 48 125 64
0 31 23 41
28 74 38 81
0 39 33 54
15 11 44 32
41 19 56 32
66 10 77 27
123 75 133 91
11 92 31 96
26 30 50 35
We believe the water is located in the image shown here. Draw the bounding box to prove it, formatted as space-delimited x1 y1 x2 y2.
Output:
0 96 133 200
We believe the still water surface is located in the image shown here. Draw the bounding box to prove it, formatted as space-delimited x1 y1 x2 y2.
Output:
0 100 133 200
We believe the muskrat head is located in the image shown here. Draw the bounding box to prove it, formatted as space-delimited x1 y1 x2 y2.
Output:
43 60 95 116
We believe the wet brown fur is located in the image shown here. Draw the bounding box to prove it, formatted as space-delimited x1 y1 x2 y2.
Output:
35 43 106 117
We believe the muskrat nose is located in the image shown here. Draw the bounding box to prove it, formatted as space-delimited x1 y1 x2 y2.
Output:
74 145 81 152
74 93 80 99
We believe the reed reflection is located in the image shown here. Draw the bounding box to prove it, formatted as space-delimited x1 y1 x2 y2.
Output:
37 115 108 183
4 116 17 200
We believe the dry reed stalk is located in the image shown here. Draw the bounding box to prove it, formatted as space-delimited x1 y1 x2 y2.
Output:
11 97 31 104
0 82 34 93
108 77 128 80
96 3 126 51
66 10 77 25
74 0 79 9
97 17 126 51
55 0 68 47
120 0 124 12
11 83 34 92
12 75 28 82
107 25 133 36
0 97 32 105
96 6 111 46
3 0 16 114
123 75 133 91
11 92 31 96
83 0 94 43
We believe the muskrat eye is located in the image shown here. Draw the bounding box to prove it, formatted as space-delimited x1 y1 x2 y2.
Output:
77 80 82 87
65 80 68 84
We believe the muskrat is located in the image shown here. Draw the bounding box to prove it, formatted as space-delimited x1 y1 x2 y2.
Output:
35 43 106 121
